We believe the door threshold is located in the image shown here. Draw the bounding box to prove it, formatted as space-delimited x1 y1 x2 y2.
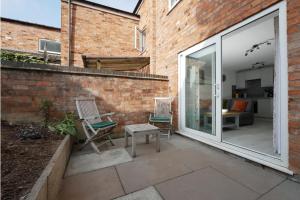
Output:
222 141 281 160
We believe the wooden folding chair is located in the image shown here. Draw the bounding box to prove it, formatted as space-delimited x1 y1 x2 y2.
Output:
149 97 173 139
76 97 117 153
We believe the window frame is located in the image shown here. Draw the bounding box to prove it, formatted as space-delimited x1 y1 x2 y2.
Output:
38 39 61 55
134 27 146 53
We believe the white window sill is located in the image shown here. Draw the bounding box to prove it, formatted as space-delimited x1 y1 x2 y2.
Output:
38 50 61 55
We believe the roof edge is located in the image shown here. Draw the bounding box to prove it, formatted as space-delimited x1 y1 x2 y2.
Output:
133 0 143 14
1 17 61 31
70 0 140 18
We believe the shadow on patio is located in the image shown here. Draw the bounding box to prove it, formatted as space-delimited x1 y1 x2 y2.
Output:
58 133 300 200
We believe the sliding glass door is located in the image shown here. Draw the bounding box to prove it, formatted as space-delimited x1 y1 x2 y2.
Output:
180 37 221 140
179 2 288 170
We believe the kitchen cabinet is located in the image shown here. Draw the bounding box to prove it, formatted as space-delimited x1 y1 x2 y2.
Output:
246 69 260 80
261 67 274 87
236 67 274 89
256 99 273 118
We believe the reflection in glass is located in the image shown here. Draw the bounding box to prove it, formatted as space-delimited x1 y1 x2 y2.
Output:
185 45 216 135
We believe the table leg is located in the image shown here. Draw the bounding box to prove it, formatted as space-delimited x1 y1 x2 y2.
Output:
156 131 160 152
125 130 128 148
146 134 149 144
236 116 240 129
132 134 136 157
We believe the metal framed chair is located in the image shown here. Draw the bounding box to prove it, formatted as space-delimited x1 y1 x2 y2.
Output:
149 97 173 139
75 97 117 153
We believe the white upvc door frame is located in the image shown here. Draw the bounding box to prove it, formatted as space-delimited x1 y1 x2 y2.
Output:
178 1 291 174
179 36 222 142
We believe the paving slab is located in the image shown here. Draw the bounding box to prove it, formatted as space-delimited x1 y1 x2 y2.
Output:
166 134 203 150
58 167 124 200
171 148 229 171
65 148 132 177
114 186 163 200
125 139 176 160
211 157 286 194
116 151 192 194
258 180 300 200
135 147 213 171
156 167 259 200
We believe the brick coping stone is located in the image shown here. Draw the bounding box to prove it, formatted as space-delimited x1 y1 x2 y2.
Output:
1 61 169 81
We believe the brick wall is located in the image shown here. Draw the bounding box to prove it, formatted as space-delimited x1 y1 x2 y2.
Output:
153 0 300 173
61 1 140 67
286 0 300 174
1 61 168 136
137 0 157 74
1 18 60 53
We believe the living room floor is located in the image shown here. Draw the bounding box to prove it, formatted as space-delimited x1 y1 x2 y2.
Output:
222 118 279 157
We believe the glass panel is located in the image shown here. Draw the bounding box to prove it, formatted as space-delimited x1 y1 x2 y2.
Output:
221 12 279 157
185 45 216 135
39 40 61 53
139 30 145 52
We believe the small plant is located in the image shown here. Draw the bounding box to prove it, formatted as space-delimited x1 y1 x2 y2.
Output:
40 99 53 128
0 51 46 64
49 113 77 137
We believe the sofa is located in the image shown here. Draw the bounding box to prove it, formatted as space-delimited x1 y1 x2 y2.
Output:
224 99 254 126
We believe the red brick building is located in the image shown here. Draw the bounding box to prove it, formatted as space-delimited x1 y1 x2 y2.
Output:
60 0 140 67
134 0 300 174
1 18 61 55
1 0 300 174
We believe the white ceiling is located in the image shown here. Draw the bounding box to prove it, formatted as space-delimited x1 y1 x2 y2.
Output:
222 16 275 71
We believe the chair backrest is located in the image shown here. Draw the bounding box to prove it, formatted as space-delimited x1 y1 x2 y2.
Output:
154 97 172 117
76 97 102 124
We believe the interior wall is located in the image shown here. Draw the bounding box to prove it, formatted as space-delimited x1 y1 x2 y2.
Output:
222 69 236 99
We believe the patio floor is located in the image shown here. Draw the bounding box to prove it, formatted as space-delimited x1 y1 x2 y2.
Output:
58 133 300 200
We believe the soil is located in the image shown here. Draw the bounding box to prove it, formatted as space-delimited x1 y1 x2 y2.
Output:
1 122 63 200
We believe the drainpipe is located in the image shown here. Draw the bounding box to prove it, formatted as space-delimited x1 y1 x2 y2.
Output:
68 0 72 67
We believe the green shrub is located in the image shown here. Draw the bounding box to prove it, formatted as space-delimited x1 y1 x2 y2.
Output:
0 51 46 64
49 113 77 137
40 99 53 128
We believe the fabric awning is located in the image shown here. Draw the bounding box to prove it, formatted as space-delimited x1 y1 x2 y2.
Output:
82 55 150 71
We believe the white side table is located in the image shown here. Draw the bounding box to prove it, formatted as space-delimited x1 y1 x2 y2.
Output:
124 123 160 157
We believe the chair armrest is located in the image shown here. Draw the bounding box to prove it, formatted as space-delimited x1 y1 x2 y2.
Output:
101 112 115 122
84 115 101 120
100 112 115 117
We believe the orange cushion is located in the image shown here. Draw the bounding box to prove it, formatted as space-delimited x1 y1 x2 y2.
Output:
231 100 248 112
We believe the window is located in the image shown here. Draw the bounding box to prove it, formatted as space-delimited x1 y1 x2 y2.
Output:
169 0 180 10
39 39 61 54
135 27 146 52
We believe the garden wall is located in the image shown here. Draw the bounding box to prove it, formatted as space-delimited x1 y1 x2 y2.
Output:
1 61 168 136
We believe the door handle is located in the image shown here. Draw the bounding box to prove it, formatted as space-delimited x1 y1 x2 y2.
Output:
214 84 220 98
